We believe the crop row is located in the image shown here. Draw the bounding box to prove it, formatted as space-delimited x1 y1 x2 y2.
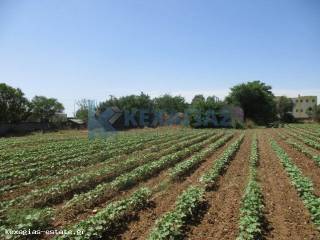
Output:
58 132 220 219
285 139 320 166
1 129 189 169
286 125 320 138
0 132 212 212
0 141 130 176
300 125 320 136
0 207 53 240
169 133 234 180
148 186 205 239
285 130 320 151
200 134 245 188
270 139 320 229
0 137 87 160
0 131 86 151
146 133 245 239
0 134 218 239
287 127 320 144
276 131 288 140
0 134 119 163
0 131 202 193
56 132 236 239
54 187 152 240
52 131 240 239
0 131 174 177
237 135 264 240
0 139 87 167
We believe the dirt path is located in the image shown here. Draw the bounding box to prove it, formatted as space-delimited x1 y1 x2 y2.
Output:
117 134 238 240
186 132 251 240
271 131 320 196
257 130 320 240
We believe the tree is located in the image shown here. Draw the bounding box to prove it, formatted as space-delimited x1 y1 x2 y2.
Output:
98 92 154 112
30 96 64 123
97 92 154 128
276 96 294 122
75 99 90 122
205 96 223 111
0 83 30 123
314 105 320 122
189 95 223 127
153 94 188 113
225 81 276 125
305 107 314 119
191 95 206 109
190 95 222 111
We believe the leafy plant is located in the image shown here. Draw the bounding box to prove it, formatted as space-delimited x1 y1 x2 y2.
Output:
59 133 218 219
286 130 320 150
169 133 233 180
200 134 245 188
285 138 320 166
1 208 53 240
148 186 204 240
1 132 208 211
270 139 320 229
55 187 151 240
237 135 264 240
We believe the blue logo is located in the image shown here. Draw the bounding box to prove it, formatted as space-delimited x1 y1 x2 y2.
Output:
96 107 122 132
88 102 243 139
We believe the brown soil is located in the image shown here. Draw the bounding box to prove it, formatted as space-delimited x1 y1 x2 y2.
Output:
283 128 320 155
257 129 319 240
5 129 320 240
271 131 320 196
186 132 251 240
53 132 227 226
277 128 319 154
117 134 238 240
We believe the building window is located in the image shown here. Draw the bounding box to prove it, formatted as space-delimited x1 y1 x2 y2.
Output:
301 109 303 112
312 99 315 102
296 109 299 112
300 99 303 102
296 99 299 103
306 99 309 103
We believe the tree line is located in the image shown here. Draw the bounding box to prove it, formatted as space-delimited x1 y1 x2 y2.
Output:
2 81 319 127
0 83 64 124
76 81 320 126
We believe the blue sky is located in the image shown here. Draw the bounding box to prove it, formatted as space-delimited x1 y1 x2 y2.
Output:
1 0 319 116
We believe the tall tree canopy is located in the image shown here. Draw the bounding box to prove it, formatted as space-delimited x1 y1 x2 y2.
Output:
191 95 206 109
30 96 64 123
0 83 30 123
98 92 154 112
75 99 90 122
276 96 294 122
189 94 223 127
315 105 320 122
225 81 276 125
153 94 188 113
191 95 222 112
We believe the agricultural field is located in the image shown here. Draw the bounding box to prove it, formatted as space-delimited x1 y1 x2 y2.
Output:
0 125 320 240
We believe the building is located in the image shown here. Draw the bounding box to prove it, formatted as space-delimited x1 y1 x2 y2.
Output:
67 118 86 129
291 95 317 119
